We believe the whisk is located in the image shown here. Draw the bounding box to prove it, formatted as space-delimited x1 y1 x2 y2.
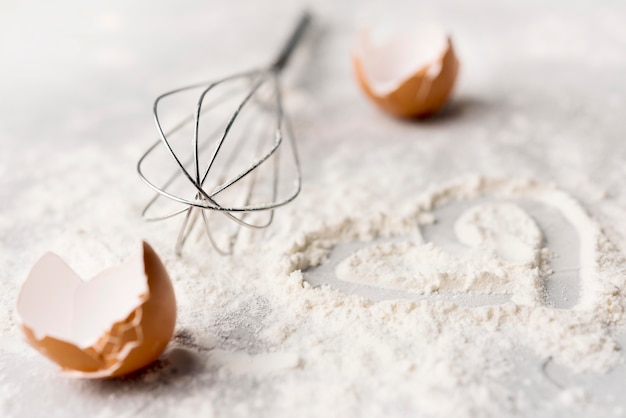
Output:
137 12 311 255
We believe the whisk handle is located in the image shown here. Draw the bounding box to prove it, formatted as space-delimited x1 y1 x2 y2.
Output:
271 11 312 72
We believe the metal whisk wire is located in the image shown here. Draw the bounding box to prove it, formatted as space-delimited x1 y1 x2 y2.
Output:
137 12 311 255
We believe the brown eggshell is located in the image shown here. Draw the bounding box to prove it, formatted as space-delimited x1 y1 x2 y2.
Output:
16 241 177 378
353 30 460 118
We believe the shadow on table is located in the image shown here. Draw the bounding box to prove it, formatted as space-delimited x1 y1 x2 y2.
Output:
405 96 490 125
89 329 209 392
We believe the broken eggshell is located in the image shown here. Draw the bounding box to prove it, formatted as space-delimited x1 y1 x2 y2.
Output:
353 25 460 118
15 241 176 378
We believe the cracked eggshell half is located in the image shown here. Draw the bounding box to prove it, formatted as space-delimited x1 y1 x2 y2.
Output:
353 25 459 118
15 241 176 378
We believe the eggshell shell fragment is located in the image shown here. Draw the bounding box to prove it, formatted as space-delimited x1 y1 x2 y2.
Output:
353 26 460 118
16 241 177 378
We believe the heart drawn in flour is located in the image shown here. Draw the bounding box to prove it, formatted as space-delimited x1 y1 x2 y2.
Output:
297 179 597 309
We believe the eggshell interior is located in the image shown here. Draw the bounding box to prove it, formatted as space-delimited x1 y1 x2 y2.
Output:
17 252 148 348
355 25 449 96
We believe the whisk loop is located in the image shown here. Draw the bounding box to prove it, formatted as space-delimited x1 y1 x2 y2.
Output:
138 12 311 255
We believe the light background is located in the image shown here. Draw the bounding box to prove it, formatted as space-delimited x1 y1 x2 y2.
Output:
2 1 626 417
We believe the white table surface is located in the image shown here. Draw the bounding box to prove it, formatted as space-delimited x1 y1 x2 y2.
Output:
2 0 626 417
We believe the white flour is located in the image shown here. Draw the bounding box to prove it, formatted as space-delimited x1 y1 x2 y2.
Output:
238 177 626 417
2 1 626 416
335 202 548 298
3 143 626 417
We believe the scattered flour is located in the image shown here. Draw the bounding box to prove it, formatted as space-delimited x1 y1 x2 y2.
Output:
4 173 626 418
454 202 543 264
255 177 626 416
3 2 626 417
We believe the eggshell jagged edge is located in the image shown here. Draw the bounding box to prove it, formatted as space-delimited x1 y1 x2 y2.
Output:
353 32 460 118
16 241 177 378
